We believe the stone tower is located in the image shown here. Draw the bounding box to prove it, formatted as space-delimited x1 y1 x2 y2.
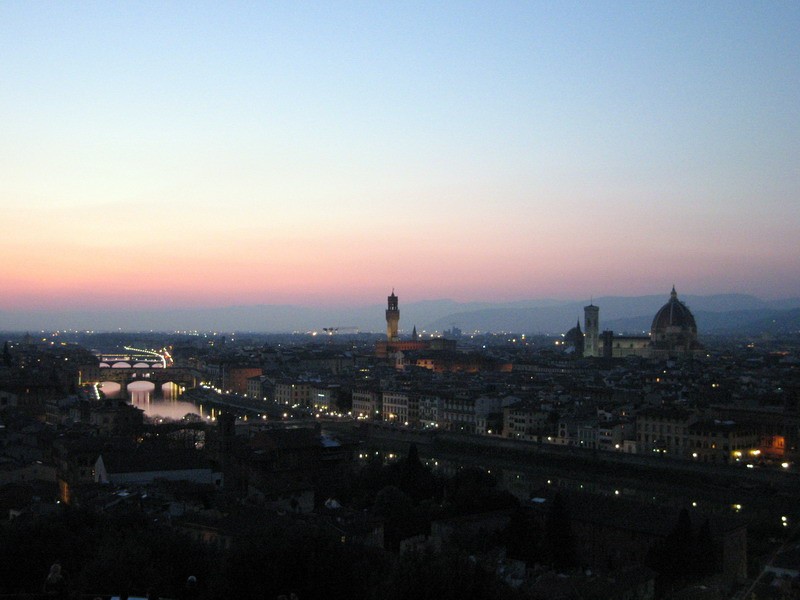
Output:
584 303 599 358
386 290 399 342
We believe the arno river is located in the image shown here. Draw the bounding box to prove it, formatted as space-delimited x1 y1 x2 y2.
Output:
100 381 203 421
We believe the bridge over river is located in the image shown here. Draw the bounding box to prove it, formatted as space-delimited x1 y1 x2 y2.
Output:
97 365 198 387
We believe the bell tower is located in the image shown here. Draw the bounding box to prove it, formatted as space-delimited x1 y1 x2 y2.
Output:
584 302 599 358
386 289 400 342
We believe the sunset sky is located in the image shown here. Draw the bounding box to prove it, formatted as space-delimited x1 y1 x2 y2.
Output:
2 2 799 313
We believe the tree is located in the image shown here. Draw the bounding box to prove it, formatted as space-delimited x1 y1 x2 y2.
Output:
503 507 545 566
646 507 704 585
374 548 511 600
445 467 517 514
2 342 11 367
544 494 577 570
399 444 440 503
692 518 716 577
0 509 217 598
372 485 418 551
215 520 389 600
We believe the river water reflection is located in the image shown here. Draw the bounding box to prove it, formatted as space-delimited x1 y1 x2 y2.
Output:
100 381 201 421
129 391 202 420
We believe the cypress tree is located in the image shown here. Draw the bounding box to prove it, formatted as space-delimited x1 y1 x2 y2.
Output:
545 493 577 570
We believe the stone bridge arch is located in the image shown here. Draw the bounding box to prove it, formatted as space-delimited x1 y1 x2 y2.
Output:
128 380 157 392
94 366 199 395
99 381 122 396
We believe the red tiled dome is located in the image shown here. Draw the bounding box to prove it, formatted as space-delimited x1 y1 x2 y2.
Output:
651 287 697 335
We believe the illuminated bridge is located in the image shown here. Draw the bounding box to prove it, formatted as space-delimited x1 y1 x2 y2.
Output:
96 345 173 368
93 365 199 393
85 347 197 396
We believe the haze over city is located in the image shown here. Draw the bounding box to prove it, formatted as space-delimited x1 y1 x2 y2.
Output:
2 2 799 324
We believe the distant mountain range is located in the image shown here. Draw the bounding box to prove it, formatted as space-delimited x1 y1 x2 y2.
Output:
1 294 799 335
421 294 800 335
603 308 800 336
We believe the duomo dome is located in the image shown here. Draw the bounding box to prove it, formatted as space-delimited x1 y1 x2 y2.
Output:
577 286 703 360
650 287 700 355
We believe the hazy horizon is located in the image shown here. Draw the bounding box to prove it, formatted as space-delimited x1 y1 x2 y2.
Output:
2 290 798 334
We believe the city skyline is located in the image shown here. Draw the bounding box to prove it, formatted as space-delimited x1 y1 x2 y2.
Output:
1 288 796 334
2 2 799 313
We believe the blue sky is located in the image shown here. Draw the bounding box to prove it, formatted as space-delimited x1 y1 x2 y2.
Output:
1 1 798 311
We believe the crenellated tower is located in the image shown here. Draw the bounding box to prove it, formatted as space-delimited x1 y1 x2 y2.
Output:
386 289 400 342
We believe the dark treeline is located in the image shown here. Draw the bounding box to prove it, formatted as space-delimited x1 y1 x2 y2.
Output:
332 443 519 551
0 509 212 598
0 445 720 599
0 507 519 600
0 446 524 600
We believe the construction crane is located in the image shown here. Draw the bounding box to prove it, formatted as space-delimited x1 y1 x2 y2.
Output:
322 326 359 335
